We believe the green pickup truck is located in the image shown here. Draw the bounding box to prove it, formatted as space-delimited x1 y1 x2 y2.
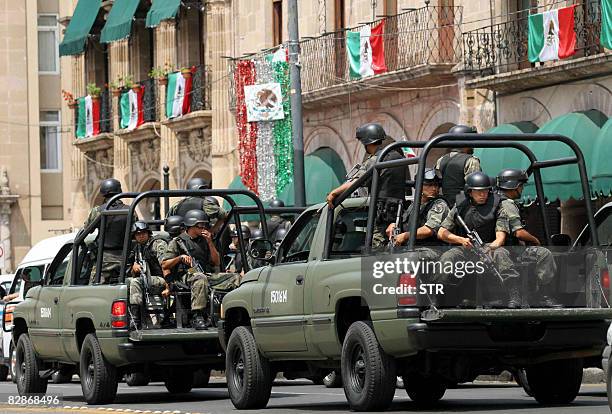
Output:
10 189 268 404
220 134 612 411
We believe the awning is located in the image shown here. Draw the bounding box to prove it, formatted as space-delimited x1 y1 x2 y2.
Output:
223 176 260 222
100 0 140 43
59 0 102 56
475 122 538 176
279 147 347 206
146 0 181 28
591 119 612 196
522 110 607 201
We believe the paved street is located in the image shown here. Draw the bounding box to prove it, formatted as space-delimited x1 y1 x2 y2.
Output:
0 379 607 414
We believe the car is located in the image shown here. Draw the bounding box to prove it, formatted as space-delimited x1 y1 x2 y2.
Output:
220 134 612 411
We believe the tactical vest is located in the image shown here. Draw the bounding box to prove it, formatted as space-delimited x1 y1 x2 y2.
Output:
402 197 447 246
177 233 214 273
173 197 204 217
440 152 471 206
103 201 129 250
375 148 406 200
456 193 502 243
137 242 163 277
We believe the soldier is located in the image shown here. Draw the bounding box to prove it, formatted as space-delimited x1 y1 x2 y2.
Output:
229 225 251 274
386 169 449 247
496 169 562 307
326 123 406 247
83 178 132 284
437 172 521 308
274 227 288 249
164 215 184 238
167 178 227 235
249 228 267 269
126 221 169 329
266 199 291 242
435 125 481 206
162 210 220 330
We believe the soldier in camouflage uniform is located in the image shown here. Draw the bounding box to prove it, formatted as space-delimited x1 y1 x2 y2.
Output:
435 125 482 206
167 178 227 235
326 123 406 248
496 169 562 307
83 178 133 284
126 221 169 329
162 210 220 330
437 172 521 308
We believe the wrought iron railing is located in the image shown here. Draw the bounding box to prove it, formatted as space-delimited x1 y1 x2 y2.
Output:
462 0 602 75
142 78 157 122
99 90 112 133
191 64 212 111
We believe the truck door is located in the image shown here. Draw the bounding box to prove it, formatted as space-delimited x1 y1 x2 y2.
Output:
253 211 321 352
28 246 69 360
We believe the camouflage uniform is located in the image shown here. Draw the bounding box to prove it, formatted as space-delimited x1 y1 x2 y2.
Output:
168 198 228 224
498 199 556 285
434 151 481 179
437 202 519 285
126 240 166 306
150 237 169 264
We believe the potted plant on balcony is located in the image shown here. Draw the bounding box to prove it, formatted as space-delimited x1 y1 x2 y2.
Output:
149 66 168 86
62 89 77 109
86 83 102 102
110 78 122 97
181 67 193 79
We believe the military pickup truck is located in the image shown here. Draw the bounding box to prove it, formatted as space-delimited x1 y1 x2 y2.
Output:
220 134 612 411
9 189 268 404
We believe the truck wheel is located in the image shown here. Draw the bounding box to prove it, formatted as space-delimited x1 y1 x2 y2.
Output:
125 372 150 387
226 326 272 409
341 321 396 411
15 334 48 395
193 368 211 388
0 365 8 381
164 369 193 394
526 358 583 404
514 368 534 397
403 373 446 405
10 342 17 383
79 333 118 405
324 371 343 388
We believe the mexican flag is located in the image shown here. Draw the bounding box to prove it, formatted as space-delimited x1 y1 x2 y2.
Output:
403 147 416 158
120 87 145 131
347 20 387 79
166 71 192 119
528 6 576 63
602 0 612 50
76 95 99 138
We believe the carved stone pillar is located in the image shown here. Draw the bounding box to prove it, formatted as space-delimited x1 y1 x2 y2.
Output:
207 0 239 188
109 40 130 132
0 167 19 274
114 135 131 191
72 54 86 97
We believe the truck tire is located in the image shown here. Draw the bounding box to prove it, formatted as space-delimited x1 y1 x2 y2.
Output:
15 334 48 395
193 368 211 388
403 373 446 405
514 368 534 397
125 372 150 387
10 342 17 383
226 326 272 409
324 371 343 388
341 321 396 411
79 333 118 405
526 358 583 404
164 369 193 394
0 365 8 381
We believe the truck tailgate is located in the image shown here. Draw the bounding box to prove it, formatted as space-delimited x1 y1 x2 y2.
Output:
129 328 219 342
425 307 612 323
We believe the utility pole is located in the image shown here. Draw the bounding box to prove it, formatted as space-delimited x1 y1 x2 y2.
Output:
287 0 306 207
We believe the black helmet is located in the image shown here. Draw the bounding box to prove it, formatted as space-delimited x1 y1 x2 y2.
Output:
165 215 184 236
423 168 442 185
356 123 386 145
449 124 477 134
183 209 210 227
186 177 211 190
251 228 264 240
131 221 151 234
240 225 251 239
275 228 288 243
100 178 122 197
205 196 220 206
269 199 285 208
497 169 528 190
465 172 492 191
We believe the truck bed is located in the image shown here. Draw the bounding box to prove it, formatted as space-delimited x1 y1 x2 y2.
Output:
417 307 612 322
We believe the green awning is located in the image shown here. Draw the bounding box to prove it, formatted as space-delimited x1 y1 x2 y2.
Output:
475 122 538 176
59 0 102 56
146 0 181 28
223 176 260 222
591 119 612 196
100 0 139 43
522 110 607 201
279 147 347 206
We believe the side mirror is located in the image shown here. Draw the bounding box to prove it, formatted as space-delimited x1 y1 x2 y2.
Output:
551 233 572 247
249 239 275 262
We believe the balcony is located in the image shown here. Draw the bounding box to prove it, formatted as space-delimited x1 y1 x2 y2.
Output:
228 5 462 109
72 89 113 146
461 0 608 93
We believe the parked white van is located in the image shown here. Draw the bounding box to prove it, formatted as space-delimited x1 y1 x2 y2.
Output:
2 232 77 381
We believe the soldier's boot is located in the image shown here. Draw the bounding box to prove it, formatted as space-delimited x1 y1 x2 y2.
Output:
505 278 521 309
191 311 212 330
536 283 563 308
130 305 141 330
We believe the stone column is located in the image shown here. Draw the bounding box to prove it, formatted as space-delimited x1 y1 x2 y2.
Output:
109 40 130 132
114 136 131 191
207 0 239 188
0 167 19 274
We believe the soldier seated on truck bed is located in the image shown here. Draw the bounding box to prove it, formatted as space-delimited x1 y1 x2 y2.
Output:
162 210 220 330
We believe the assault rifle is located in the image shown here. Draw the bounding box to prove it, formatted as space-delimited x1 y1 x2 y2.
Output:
389 202 404 250
135 244 153 307
175 238 207 275
455 214 504 284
